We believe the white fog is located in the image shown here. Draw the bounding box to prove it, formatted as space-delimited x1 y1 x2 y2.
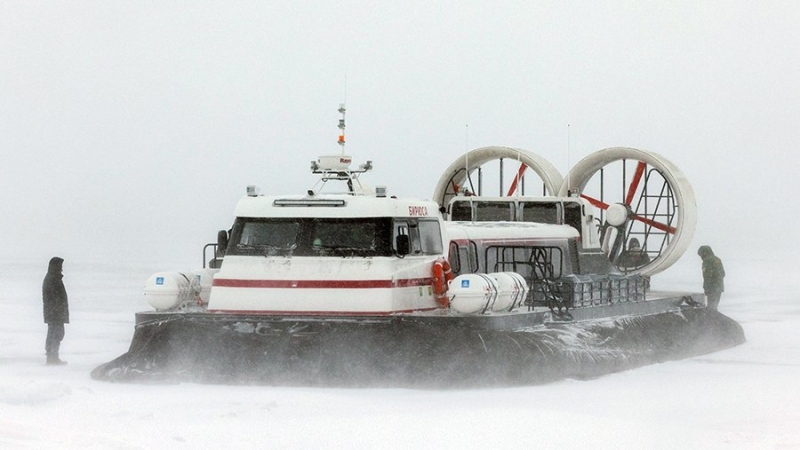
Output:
2 258 799 448
1 1 799 448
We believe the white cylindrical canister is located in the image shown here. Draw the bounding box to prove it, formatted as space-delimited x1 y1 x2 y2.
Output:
144 272 199 311
448 274 498 315
504 272 529 309
489 272 521 312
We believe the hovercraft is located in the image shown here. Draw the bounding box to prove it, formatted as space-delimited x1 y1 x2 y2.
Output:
92 107 744 387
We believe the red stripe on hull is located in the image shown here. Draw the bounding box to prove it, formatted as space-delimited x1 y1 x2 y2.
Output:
213 278 431 289
207 307 440 316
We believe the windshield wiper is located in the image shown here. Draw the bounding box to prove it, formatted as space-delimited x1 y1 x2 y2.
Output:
251 244 296 257
318 245 372 257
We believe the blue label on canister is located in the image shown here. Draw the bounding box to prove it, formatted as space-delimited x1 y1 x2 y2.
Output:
156 277 164 285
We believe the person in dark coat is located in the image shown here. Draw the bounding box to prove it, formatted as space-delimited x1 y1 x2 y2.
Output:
43 256 69 365
698 245 725 310
618 238 651 269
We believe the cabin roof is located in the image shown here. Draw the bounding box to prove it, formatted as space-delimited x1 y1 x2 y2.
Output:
444 220 580 240
233 194 442 219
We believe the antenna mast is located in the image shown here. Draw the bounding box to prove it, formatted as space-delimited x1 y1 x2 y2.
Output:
567 123 573 195
465 124 470 195
337 103 346 154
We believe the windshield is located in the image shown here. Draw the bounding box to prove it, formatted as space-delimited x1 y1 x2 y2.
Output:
226 217 393 257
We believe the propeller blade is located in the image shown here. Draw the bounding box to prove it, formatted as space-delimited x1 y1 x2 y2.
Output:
631 214 677 234
506 163 528 196
625 161 647 206
582 194 676 234
579 194 609 210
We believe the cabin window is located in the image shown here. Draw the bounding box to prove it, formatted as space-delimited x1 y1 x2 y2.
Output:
227 217 392 257
448 240 479 275
450 200 517 222
418 220 443 254
237 220 299 250
309 218 389 256
393 219 443 256
564 202 583 235
485 245 564 280
520 202 560 224
450 201 473 221
393 220 419 254
475 201 515 221
449 242 460 275
467 241 479 272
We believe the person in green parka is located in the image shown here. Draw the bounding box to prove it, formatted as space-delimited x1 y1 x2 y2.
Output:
698 246 725 310
42 256 69 365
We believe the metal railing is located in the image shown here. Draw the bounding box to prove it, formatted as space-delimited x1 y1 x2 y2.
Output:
529 274 647 311
203 243 220 269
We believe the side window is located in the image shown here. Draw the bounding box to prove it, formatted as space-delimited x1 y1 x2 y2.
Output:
465 241 479 273
485 246 496 275
564 202 583 234
529 247 563 279
393 220 411 253
408 222 422 254
488 246 532 275
475 201 515 221
450 201 473 221
448 242 461 275
448 240 478 275
394 219 421 254
418 220 443 255
395 218 443 255
485 245 563 280
521 202 560 224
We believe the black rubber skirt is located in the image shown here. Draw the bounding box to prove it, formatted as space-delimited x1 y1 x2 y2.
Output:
91 308 745 388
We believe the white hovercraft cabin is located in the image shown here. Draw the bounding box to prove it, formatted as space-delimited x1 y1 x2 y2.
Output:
204 152 586 316
208 191 446 315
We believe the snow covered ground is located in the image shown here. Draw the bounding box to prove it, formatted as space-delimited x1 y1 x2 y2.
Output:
1 256 798 449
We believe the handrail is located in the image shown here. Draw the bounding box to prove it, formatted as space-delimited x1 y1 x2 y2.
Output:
202 243 218 269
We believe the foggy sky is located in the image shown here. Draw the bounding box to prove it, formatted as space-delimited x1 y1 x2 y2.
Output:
2 1 798 271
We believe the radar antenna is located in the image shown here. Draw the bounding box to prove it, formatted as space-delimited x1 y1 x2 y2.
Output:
308 104 372 195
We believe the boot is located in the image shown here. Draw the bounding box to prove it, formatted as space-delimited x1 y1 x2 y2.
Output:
46 355 67 365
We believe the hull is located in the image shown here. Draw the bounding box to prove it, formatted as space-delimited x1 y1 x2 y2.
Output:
91 295 745 388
